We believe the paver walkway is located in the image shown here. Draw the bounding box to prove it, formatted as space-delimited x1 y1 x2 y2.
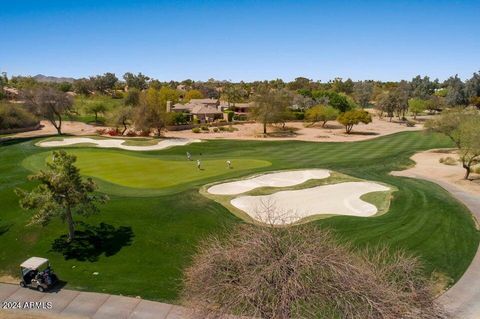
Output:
392 171 480 319
0 283 190 319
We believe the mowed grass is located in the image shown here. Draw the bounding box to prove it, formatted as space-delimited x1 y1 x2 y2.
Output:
0 131 478 302
23 150 271 189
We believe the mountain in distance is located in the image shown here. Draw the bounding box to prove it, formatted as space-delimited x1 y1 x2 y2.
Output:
33 74 76 83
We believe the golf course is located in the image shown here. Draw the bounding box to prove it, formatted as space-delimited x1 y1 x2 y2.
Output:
0 130 478 302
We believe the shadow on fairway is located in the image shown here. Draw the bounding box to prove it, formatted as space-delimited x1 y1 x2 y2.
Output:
51 222 134 262
348 131 380 136
0 222 11 236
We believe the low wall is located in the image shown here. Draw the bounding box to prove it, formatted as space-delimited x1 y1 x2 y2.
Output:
0 123 41 135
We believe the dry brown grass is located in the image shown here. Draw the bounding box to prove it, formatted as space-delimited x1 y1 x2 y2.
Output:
182 212 445 319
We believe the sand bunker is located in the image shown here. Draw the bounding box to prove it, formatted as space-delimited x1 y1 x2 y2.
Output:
231 181 390 224
207 169 330 195
38 137 200 151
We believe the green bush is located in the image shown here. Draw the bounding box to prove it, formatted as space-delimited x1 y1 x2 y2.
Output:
201 125 209 131
167 112 188 125
337 109 372 134
226 111 234 122
223 126 238 132
213 127 219 132
191 128 201 133
292 111 305 120
0 102 38 130
233 114 247 121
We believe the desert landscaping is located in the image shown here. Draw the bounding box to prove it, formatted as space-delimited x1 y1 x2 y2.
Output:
2 2 480 317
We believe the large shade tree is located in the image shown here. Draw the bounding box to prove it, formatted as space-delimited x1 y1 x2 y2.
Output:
91 72 118 94
16 151 108 242
353 81 374 108
250 87 293 134
135 88 170 136
23 87 73 135
444 75 467 107
466 71 480 102
410 75 437 99
123 72 150 90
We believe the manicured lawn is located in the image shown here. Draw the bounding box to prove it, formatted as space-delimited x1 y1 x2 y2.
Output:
0 131 478 302
23 150 271 189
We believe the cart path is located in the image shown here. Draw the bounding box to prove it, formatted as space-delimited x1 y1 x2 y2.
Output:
392 171 480 319
0 282 192 319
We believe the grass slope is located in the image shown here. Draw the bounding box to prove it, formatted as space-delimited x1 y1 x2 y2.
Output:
0 131 478 302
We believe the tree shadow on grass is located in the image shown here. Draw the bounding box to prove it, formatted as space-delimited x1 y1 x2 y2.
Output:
51 222 134 262
0 222 11 236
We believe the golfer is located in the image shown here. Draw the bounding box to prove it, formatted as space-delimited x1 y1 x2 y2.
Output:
186 151 191 161
197 159 201 170
226 160 232 169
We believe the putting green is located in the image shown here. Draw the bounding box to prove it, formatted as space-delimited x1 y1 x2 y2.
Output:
23 150 271 189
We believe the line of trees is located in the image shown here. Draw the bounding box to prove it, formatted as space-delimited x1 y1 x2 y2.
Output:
2 69 480 136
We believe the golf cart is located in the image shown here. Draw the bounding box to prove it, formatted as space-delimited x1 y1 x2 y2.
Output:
19 257 58 292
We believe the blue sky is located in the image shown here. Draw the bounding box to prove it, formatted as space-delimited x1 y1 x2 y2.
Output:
1 0 479 82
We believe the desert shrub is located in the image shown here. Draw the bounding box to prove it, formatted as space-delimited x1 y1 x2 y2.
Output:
95 128 107 135
292 111 305 120
183 220 444 319
439 156 458 165
406 120 416 127
218 126 238 132
473 166 480 174
111 91 124 99
200 125 209 131
106 128 120 136
125 130 137 137
233 114 247 121
192 128 201 133
168 112 189 125
138 129 151 137
212 127 219 132
0 102 38 130
226 126 238 132
226 111 234 122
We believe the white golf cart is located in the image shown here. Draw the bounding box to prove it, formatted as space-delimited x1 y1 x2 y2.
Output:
19 257 58 292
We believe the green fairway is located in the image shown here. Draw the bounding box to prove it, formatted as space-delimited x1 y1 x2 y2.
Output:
23 150 271 189
0 131 478 302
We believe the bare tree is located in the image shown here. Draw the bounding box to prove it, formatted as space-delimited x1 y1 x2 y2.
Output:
182 208 445 319
23 87 73 135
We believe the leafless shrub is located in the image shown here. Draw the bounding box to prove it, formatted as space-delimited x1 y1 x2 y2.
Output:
182 209 445 319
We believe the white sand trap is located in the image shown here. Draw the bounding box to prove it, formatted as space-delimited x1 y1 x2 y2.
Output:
38 137 200 151
231 181 390 224
207 169 330 195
